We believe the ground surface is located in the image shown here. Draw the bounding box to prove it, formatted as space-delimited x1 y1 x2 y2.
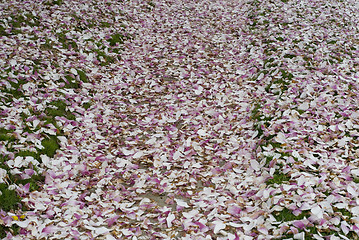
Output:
0 0 359 239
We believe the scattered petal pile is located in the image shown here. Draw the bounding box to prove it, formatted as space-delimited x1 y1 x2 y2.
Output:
0 0 359 239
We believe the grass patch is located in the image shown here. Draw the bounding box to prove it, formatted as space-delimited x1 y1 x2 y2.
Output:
45 100 76 120
283 54 296 59
15 150 40 161
3 12 41 35
251 103 262 121
44 0 63 6
77 70 89 83
276 227 358 240
334 207 352 219
268 141 282 149
266 170 290 185
63 74 81 89
107 33 125 47
94 49 116 66
14 173 44 192
273 208 310 222
265 156 274 167
39 135 60 158
0 183 21 212
40 38 55 51
1 77 27 101
82 102 92 110
147 1 155 8
296 109 305 115
0 224 20 239
56 31 78 51
0 128 16 142
100 21 111 28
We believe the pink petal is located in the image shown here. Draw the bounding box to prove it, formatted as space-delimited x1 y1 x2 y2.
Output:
293 220 306 229
42 225 58 234
227 205 242 216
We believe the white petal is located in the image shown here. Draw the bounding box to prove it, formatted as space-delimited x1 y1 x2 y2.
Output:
25 156 35 164
351 206 359 215
183 209 199 219
185 137 191 147
43 128 57 135
173 151 181 160
294 232 305 240
14 156 24 168
352 216 359 223
298 102 309 111
341 221 350 235
250 160 260 171
347 185 358 197
120 229 132 236
197 129 207 136
133 151 143 159
292 150 301 159
9 59 17 66
70 68 78 75
153 158 162 168
329 125 337 131
94 227 109 236
335 203 347 209
122 149 134 156
175 199 189 208
183 161 190 169
275 132 286 144
33 119 40 128
194 86 203 95
145 138 156 145
311 205 323 219
351 169 359 177
213 220 226 234
160 154 168 162
106 235 117 240
167 213 175 227
15 219 32 228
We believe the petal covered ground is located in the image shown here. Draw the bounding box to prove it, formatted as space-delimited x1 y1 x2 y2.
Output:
0 0 359 239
